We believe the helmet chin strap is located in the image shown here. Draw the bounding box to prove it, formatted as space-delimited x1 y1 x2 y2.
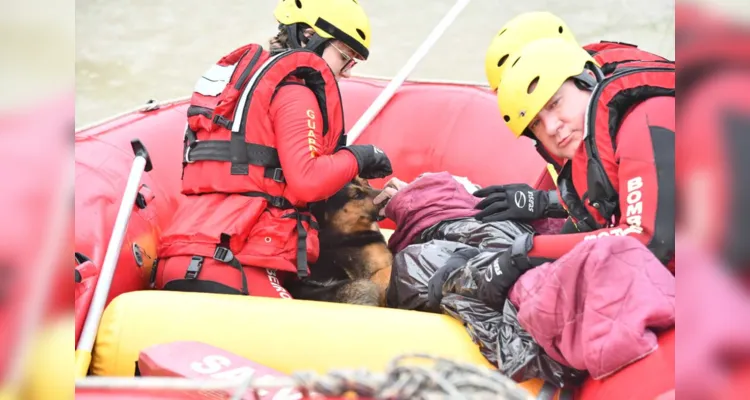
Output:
281 23 330 57
574 62 605 90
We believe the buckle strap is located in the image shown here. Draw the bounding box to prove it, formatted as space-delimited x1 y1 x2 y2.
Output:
263 167 285 183
184 140 281 167
212 115 233 130
185 256 204 280
282 212 319 231
280 211 317 278
187 105 213 119
294 213 309 278
183 235 250 295
240 191 297 210
213 234 250 295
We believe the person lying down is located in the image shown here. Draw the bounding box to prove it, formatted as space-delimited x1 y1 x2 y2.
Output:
376 172 675 386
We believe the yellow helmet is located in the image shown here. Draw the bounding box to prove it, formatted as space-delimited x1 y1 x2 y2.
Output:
497 37 597 137
274 0 372 60
484 12 578 91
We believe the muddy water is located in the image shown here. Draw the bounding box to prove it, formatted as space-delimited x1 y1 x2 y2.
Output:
75 0 675 127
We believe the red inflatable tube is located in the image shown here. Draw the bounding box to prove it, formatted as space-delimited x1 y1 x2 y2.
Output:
577 328 675 400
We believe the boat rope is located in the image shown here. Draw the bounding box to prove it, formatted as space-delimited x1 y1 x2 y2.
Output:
76 354 533 400
279 353 533 400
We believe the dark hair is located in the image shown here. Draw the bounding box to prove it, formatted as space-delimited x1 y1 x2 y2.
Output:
269 25 315 51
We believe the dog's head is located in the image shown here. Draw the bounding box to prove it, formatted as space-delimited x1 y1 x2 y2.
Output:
310 177 383 235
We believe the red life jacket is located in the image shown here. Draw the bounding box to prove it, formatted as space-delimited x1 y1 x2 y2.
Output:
557 60 675 236
159 44 345 284
533 42 672 171
182 44 344 198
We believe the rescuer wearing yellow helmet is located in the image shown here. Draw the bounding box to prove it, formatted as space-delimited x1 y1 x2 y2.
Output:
155 0 392 297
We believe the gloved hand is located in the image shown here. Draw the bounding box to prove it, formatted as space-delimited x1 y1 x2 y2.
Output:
340 145 393 179
473 233 536 311
426 233 537 312
474 183 568 222
426 247 481 312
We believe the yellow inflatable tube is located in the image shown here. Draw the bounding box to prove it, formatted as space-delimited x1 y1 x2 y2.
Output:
91 290 494 377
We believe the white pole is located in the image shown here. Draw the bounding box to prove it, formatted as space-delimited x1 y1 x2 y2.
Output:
346 0 473 146
75 139 152 376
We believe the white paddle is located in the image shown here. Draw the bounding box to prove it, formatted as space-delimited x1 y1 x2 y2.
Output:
75 139 153 377
346 0 473 146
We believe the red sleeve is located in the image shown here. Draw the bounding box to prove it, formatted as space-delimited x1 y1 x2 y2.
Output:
270 84 359 203
528 96 675 267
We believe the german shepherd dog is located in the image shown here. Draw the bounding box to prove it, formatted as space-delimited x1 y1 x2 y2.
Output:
285 177 393 306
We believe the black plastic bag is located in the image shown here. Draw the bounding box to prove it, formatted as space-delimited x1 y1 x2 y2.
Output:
440 256 587 386
386 240 469 311
385 216 587 386
418 217 535 250
498 301 588 386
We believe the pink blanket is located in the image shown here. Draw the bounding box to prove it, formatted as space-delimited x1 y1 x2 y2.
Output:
508 236 676 379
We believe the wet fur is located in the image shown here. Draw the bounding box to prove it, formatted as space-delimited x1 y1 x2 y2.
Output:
286 177 393 306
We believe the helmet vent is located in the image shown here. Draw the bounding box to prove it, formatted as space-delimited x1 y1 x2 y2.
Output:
527 76 540 94
511 56 521 67
503 115 510 122
356 28 366 40
558 26 563 34
295 0 302 8
498 28 507 36
497 54 509 67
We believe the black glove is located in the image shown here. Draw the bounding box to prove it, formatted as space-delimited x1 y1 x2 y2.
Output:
426 247 481 312
426 233 538 313
339 145 393 179
473 184 567 222
472 233 536 311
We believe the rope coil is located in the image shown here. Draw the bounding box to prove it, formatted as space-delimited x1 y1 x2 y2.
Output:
245 354 533 400
76 354 533 400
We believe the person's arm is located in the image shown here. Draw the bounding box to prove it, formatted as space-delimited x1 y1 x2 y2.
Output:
271 84 359 203
528 96 675 265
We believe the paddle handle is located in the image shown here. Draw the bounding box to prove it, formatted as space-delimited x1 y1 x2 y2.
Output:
346 0 473 146
75 139 152 377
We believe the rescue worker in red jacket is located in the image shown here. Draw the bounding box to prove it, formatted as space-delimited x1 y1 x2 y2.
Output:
154 0 393 298
431 37 675 311
483 11 670 234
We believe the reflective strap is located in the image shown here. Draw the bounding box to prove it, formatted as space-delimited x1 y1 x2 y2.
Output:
194 62 238 97
231 52 286 132
229 52 286 175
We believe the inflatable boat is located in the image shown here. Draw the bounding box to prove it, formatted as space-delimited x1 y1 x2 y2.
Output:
74 75 675 399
